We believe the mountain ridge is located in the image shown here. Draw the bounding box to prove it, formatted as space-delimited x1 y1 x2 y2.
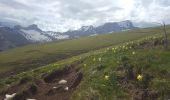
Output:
0 20 135 51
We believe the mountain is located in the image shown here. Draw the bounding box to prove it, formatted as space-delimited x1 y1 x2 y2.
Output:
0 24 71 51
14 24 53 42
63 20 135 38
0 27 31 51
0 20 135 51
0 25 51 51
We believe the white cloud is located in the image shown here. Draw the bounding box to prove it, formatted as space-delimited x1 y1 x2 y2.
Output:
0 0 170 32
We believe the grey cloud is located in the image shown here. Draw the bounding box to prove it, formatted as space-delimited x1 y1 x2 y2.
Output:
0 0 32 10
0 0 170 32
156 0 170 7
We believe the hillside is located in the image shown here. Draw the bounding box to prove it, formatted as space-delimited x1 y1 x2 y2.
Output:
0 26 169 78
0 32 169 100
1 0 170 99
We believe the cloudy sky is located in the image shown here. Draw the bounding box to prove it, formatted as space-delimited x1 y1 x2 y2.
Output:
0 0 170 32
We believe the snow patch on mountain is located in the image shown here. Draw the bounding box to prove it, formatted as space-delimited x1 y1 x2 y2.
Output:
44 31 69 40
80 26 95 32
55 35 69 39
20 29 52 42
90 34 97 36
117 20 133 28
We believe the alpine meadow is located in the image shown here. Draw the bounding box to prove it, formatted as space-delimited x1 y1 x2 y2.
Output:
0 0 170 100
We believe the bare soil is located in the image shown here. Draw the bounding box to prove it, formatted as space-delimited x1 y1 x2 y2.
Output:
0 63 83 100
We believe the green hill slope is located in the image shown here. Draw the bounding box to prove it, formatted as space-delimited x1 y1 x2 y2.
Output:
0 26 170 78
0 33 169 100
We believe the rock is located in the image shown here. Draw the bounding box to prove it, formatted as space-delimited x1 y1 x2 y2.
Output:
58 80 67 85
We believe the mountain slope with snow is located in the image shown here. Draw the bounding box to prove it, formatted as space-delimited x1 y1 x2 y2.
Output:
0 20 136 51
63 20 135 38
44 31 69 40
20 29 52 42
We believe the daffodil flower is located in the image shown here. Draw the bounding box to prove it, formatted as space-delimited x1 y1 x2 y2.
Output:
137 74 143 81
105 75 109 80
93 58 96 61
98 57 102 61
84 64 87 67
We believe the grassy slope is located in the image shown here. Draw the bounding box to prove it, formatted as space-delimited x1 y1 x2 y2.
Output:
1 26 169 77
0 33 170 99
72 39 170 100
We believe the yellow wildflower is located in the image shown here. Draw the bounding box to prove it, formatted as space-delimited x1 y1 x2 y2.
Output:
98 57 102 61
105 75 109 80
93 58 96 61
84 64 87 67
137 74 143 81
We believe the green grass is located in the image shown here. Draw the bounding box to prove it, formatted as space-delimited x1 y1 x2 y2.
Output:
0 33 170 99
1 26 170 78
70 35 170 100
